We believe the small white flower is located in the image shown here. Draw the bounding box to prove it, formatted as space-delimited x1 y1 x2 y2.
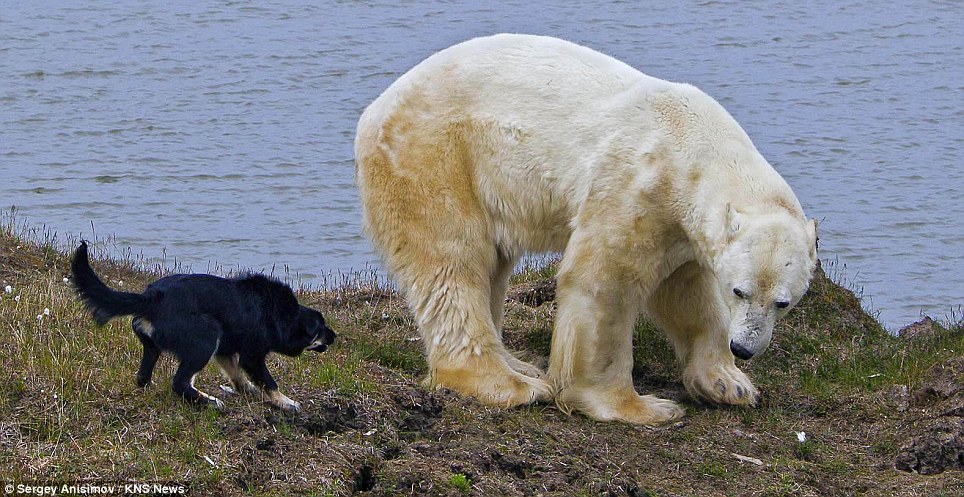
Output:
53 393 58 400
37 314 43 321
14 295 20 303
795 431 807 443
3 285 11 294
63 277 69 284
118 280 124 287
43 308 50 316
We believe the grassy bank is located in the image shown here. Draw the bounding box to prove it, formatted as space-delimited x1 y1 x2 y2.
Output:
0 219 961 496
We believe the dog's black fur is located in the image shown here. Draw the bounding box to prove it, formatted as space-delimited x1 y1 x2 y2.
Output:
70 241 336 413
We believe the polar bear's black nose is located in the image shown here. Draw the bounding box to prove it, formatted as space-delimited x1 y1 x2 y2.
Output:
730 341 754 360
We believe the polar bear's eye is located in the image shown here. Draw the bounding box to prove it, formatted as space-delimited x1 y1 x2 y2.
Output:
733 288 746 299
775 300 790 309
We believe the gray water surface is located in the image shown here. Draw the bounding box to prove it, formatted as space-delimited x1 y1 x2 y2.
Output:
2 1 962 329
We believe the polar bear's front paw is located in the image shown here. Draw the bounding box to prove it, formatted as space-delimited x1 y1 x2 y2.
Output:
684 364 759 406
556 386 685 425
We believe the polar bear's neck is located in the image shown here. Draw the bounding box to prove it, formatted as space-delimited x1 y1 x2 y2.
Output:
646 86 805 264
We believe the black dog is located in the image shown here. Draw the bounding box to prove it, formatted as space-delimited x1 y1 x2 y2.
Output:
70 241 336 413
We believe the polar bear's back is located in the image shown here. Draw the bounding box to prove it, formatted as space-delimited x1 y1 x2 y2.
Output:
355 35 682 231
421 33 648 96
358 34 673 139
355 34 802 257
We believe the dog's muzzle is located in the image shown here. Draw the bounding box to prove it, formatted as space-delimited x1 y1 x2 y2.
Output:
306 328 337 352
306 342 328 352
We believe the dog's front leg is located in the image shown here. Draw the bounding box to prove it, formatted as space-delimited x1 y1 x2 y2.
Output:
214 354 260 396
240 356 301 414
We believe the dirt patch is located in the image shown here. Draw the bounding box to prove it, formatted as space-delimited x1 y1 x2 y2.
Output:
898 316 938 339
507 278 556 307
895 418 964 475
910 358 963 406
299 401 361 435
486 450 534 479
395 389 444 433
352 464 378 492
895 357 964 475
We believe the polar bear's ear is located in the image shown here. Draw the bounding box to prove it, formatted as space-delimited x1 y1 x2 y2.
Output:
807 218 819 262
726 203 743 241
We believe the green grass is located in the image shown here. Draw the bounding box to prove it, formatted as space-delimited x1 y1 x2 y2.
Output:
509 255 561 284
351 333 424 374
696 461 728 478
447 472 471 494
310 360 367 395
734 261 964 422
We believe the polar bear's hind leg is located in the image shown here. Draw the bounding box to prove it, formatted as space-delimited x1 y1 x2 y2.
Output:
357 124 550 408
489 249 547 380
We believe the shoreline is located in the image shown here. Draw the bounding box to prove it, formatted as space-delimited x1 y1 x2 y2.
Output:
1 209 958 334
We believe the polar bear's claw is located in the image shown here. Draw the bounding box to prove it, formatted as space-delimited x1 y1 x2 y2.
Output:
685 363 760 406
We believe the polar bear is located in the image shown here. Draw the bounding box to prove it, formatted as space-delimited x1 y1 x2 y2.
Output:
354 34 818 424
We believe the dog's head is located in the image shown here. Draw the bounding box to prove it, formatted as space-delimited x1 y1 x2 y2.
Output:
299 306 337 353
277 306 337 356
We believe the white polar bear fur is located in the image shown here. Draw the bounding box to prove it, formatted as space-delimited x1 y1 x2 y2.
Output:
354 34 818 424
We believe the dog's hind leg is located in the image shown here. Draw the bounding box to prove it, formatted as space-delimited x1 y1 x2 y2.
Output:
214 354 260 396
239 356 300 414
172 359 226 411
168 320 225 411
133 319 160 388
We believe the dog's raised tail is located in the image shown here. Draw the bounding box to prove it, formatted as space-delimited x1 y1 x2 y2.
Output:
71 241 151 325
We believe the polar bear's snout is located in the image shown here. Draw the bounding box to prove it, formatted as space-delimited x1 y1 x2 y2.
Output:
728 311 774 361
729 341 755 360
729 331 770 360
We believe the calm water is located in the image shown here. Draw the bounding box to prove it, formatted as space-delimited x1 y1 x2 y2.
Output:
1 1 961 329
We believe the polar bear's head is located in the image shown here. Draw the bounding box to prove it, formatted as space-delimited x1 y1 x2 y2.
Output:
714 207 818 360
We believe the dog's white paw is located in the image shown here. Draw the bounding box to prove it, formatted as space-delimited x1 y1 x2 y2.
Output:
280 400 302 414
199 392 227 412
267 390 301 414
